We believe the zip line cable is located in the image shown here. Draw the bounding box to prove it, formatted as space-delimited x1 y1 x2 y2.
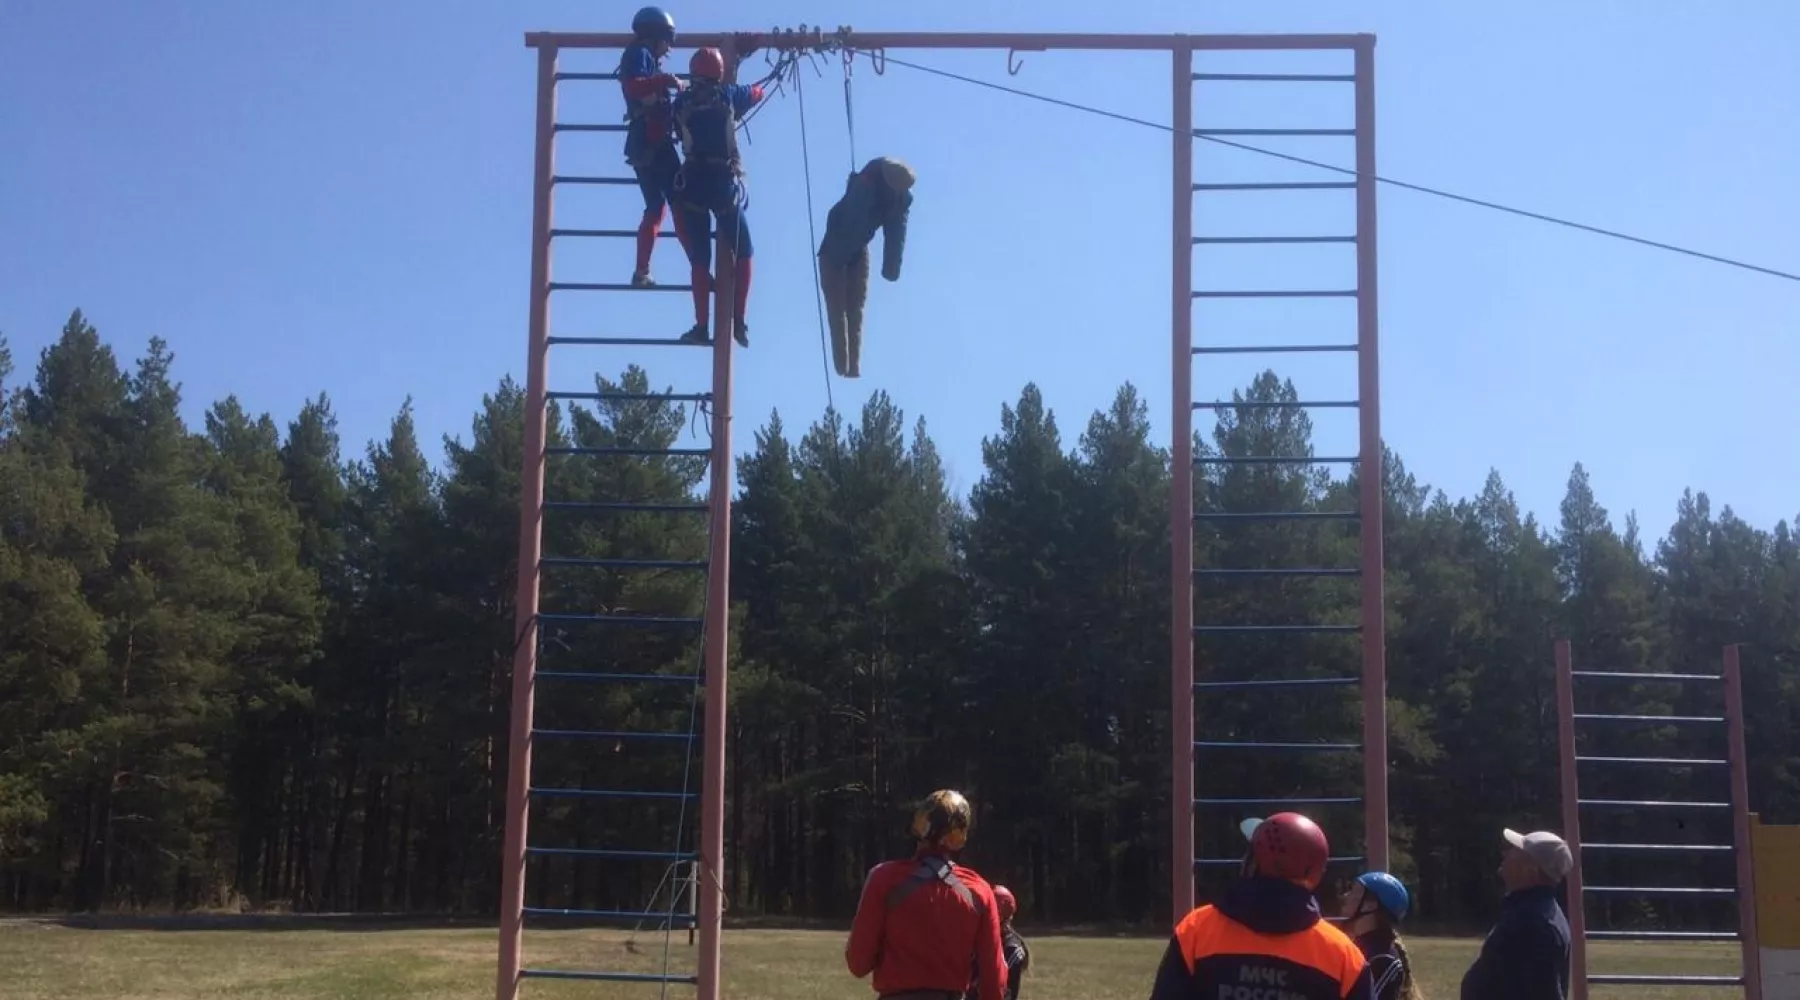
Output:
842 48 1800 285
794 67 838 412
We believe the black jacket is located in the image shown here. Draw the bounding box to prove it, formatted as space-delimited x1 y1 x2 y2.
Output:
1352 929 1407 1000
1460 885 1571 1000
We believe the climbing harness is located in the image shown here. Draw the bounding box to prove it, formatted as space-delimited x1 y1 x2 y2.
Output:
882 854 985 915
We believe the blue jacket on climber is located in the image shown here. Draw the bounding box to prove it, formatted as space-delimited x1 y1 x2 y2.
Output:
817 157 915 379
671 45 766 349
618 7 687 288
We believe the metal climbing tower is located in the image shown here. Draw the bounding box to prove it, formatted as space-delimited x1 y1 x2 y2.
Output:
499 28 1386 996
1169 35 1385 917
1555 641 1764 998
497 34 744 1000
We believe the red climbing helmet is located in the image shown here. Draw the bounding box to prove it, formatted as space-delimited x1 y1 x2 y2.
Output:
689 47 725 81
1243 812 1330 890
993 885 1017 922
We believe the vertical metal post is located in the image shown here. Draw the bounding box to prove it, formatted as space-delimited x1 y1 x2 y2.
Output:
497 42 558 1000
1554 639 1588 1000
1168 36 1196 924
695 36 738 1000
1352 35 1388 873
1724 645 1764 1000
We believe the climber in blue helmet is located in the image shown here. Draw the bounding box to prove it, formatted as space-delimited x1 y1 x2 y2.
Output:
1338 872 1422 1000
619 6 688 289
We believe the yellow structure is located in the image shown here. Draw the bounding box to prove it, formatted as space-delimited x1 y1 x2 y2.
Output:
1753 814 1800 999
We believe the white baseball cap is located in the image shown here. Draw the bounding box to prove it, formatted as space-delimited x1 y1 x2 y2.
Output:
1503 828 1574 881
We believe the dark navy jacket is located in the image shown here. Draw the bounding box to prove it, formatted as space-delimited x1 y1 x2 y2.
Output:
618 42 679 164
1459 885 1571 1000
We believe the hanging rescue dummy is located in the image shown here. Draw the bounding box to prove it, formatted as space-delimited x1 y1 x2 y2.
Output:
671 43 766 348
817 157 915 378
618 6 685 288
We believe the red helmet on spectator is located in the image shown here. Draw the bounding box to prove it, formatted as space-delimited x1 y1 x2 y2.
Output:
993 885 1016 922
1243 812 1330 890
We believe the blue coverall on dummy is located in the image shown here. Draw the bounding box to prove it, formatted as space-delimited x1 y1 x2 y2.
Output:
817 157 914 378
618 42 686 286
671 77 766 347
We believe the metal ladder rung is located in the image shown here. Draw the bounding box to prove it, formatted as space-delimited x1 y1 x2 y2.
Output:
551 228 681 239
544 501 709 514
524 907 697 925
1571 670 1721 682
1193 400 1359 410
1193 73 1355 83
1582 843 1734 852
1195 624 1360 634
1588 975 1743 987
541 557 708 571
1193 290 1358 298
523 970 698 984
530 787 697 801
1576 755 1729 767
1195 511 1360 521
532 728 697 743
1578 799 1730 809
1202 571 1353 579
1586 931 1739 941
1195 676 1357 690
551 124 628 133
551 176 638 186
547 337 711 348
527 847 698 861
1573 713 1724 724
1194 128 1355 136
536 612 703 628
1193 344 1358 355
1195 181 1356 191
1196 455 1360 464
1584 885 1737 895
1196 854 1363 867
546 390 711 403
1193 235 1357 244
550 282 694 293
1195 796 1362 806
536 671 701 684
1195 741 1361 751
546 446 711 458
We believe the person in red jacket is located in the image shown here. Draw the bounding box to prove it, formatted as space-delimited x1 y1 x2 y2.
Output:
847 789 1008 1000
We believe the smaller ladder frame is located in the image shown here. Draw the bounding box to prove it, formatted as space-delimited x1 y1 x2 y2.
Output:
1555 640 1763 998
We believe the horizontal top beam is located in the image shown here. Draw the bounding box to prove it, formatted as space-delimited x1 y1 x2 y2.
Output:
524 31 1373 53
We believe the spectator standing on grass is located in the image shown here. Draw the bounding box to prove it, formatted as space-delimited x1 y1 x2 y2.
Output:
1148 813 1373 1000
1340 872 1424 1000
985 885 1029 1000
847 789 1007 1000
1459 828 1573 1000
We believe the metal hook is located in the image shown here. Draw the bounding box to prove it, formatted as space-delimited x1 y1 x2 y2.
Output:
1006 49 1025 75
870 47 886 75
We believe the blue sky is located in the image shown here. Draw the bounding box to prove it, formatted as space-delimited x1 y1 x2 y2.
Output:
4 1 1796 537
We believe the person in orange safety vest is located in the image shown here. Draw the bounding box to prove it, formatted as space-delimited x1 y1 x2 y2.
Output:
846 789 1007 1000
1149 812 1374 1000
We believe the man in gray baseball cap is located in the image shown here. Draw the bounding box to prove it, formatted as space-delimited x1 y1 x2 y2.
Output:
1459 828 1573 1000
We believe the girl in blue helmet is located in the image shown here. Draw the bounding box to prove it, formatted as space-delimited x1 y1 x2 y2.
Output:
619 7 686 289
1339 872 1424 1000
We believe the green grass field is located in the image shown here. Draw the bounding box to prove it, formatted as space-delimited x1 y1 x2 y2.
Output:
0 923 1743 1000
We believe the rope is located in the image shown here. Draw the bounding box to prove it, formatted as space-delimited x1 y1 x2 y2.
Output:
794 66 838 413
843 52 858 171
844 48 1800 285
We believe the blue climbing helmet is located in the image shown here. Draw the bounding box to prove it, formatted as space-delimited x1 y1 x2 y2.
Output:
631 6 676 42
1355 871 1411 923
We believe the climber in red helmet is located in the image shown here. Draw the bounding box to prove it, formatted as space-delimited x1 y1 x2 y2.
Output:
847 789 1007 1000
1149 812 1374 1000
